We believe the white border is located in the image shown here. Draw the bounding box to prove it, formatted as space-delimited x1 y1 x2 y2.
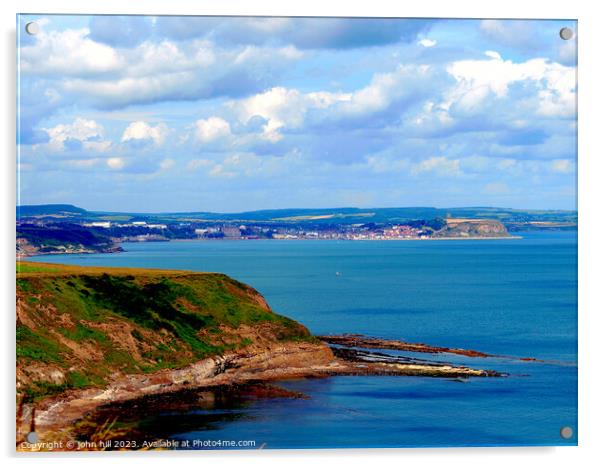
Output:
3 1 601 465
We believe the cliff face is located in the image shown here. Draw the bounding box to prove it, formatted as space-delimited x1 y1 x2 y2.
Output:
16 262 317 404
16 226 122 257
433 219 510 238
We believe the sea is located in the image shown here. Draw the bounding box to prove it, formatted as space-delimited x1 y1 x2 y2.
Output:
34 230 578 448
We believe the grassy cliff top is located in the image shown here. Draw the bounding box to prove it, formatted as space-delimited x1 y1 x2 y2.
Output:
17 261 206 276
16 261 313 402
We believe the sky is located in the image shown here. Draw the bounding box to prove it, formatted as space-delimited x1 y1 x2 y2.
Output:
17 15 577 213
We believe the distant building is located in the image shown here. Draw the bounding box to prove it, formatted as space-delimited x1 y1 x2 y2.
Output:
84 221 111 228
222 226 241 238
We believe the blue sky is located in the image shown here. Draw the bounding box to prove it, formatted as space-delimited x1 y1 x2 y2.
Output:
17 16 577 212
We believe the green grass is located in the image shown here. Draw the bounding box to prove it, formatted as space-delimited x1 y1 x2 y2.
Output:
22 371 106 402
17 263 60 273
16 325 66 364
16 262 314 402
58 323 108 344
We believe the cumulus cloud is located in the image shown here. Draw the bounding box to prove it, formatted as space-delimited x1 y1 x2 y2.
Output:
44 117 108 152
17 17 577 210
194 117 231 143
20 28 123 76
231 87 348 142
444 53 576 118
230 65 434 142
59 42 302 108
122 121 169 146
338 65 433 117
21 28 303 109
418 39 437 48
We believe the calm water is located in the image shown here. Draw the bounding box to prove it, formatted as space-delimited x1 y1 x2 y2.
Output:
35 231 578 448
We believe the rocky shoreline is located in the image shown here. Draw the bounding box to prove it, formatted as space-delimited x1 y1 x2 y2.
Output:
319 334 543 362
17 336 505 450
16 262 512 451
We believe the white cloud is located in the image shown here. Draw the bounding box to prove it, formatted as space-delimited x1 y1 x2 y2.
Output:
231 65 431 141
446 55 576 117
418 39 437 48
484 50 502 60
340 65 430 116
21 28 123 75
44 117 107 151
125 40 215 77
234 87 308 142
233 87 349 142
122 121 169 146
194 117 231 142
21 27 304 109
106 157 124 169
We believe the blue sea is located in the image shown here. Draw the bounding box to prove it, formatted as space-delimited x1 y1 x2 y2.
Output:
35 230 578 448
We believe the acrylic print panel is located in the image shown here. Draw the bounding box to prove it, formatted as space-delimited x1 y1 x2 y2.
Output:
16 15 577 451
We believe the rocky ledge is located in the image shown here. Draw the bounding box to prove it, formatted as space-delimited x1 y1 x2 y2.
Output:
17 336 504 449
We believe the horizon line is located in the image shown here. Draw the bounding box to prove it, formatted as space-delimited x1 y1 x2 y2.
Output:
16 203 578 215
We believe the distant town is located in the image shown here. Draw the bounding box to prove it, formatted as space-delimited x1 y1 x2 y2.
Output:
16 204 576 257
79 219 434 241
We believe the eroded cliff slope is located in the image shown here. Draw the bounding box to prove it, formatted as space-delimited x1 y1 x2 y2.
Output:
16 262 317 403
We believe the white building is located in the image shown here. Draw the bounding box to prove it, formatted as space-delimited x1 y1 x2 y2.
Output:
84 221 111 228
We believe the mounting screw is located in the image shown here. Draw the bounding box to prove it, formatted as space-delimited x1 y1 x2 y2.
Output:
560 426 573 439
25 22 40 35
559 27 574 41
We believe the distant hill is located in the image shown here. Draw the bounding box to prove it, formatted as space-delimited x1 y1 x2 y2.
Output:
16 204 577 225
16 224 121 256
17 204 88 219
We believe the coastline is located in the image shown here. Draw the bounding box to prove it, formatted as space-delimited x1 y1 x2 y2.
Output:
17 337 504 449
171 235 522 242
19 235 522 259
16 262 507 450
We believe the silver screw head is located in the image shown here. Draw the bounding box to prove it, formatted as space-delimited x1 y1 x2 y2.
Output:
560 426 574 439
559 27 574 40
25 22 40 35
